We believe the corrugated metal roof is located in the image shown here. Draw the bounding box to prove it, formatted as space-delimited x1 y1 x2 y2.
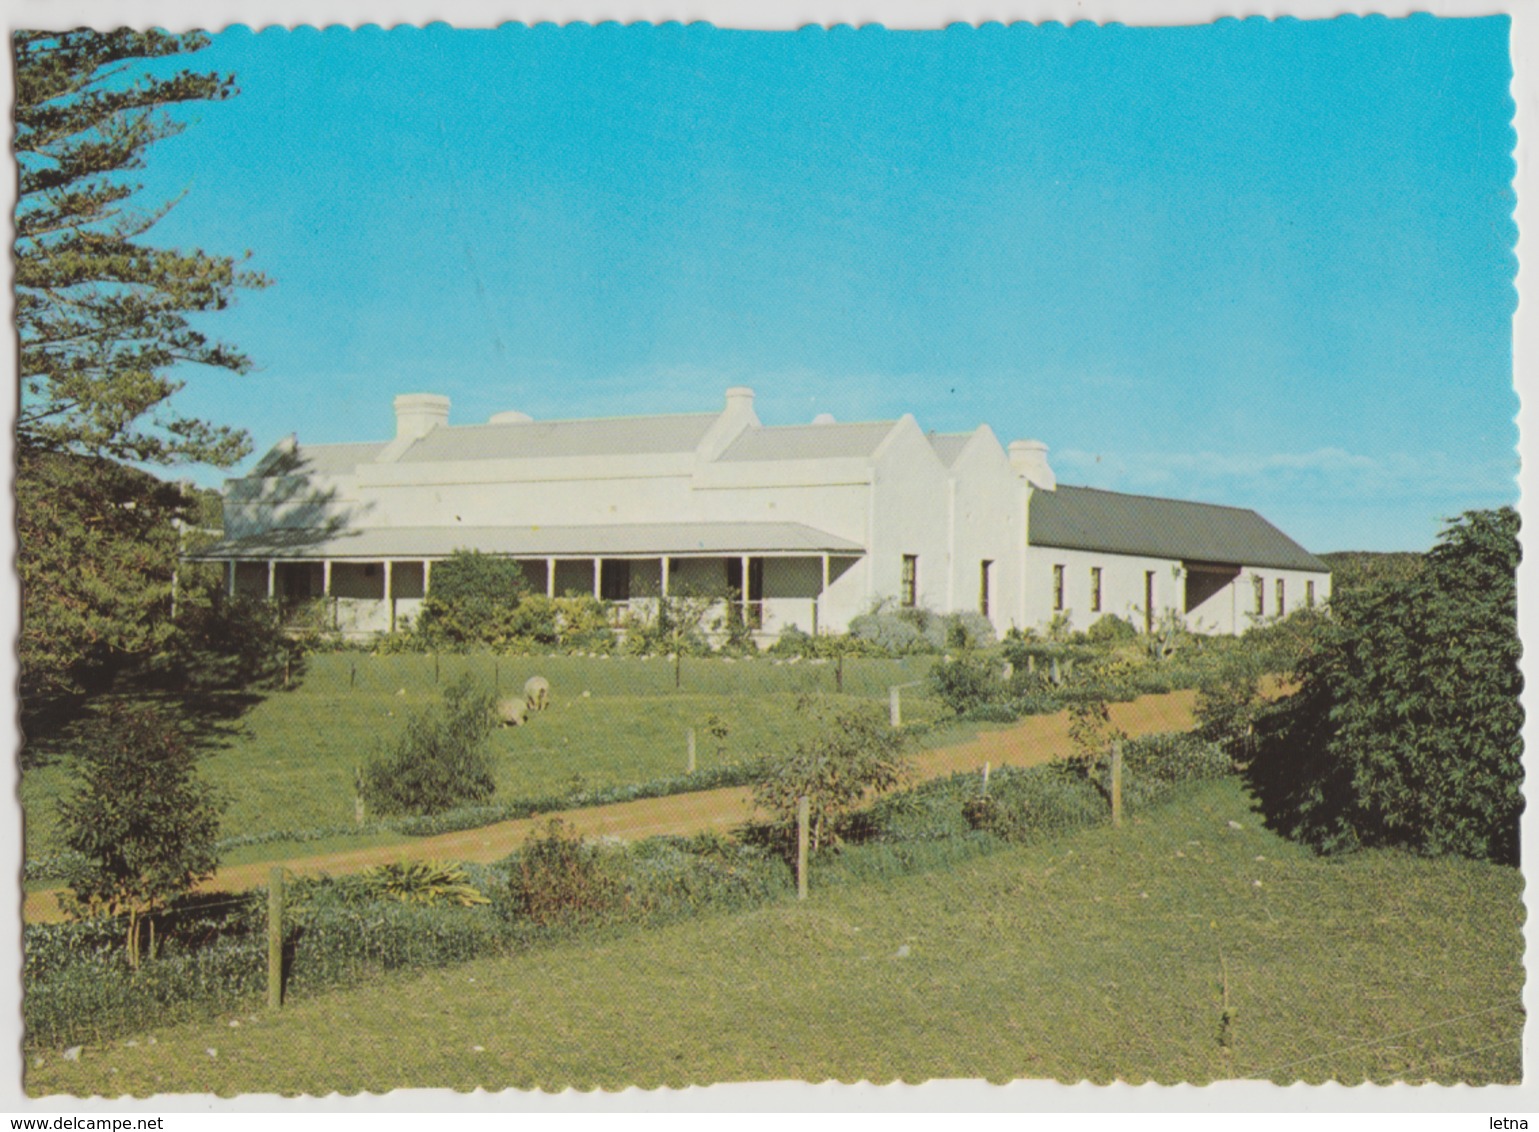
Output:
927 433 971 467
717 421 897 462
395 414 717 462
1029 485 1329 572
193 521 865 560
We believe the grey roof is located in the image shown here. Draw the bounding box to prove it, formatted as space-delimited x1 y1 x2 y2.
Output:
1029 485 1329 572
254 441 388 477
717 421 897 462
194 521 865 560
926 433 972 467
395 414 717 462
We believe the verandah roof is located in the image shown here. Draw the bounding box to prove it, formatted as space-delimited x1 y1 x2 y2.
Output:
193 521 866 561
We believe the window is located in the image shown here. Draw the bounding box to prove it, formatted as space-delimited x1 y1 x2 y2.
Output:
1090 567 1102 613
1253 575 1265 617
979 560 993 619
1052 564 1065 611
901 555 918 608
1275 578 1285 617
1306 580 1316 608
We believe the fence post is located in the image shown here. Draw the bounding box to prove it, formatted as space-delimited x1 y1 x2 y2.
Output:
1051 657 1061 686
267 866 285 1010
1027 654 1035 675
889 685 901 728
434 652 440 684
983 761 991 796
687 728 697 774
494 661 500 694
796 795 810 901
350 658 357 689
1111 741 1124 828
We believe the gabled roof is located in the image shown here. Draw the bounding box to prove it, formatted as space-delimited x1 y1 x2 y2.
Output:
193 521 865 560
716 421 897 462
926 433 972 468
396 413 718 462
1029 485 1329 572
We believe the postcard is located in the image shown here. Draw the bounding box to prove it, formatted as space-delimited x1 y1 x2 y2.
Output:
6 0 1531 1114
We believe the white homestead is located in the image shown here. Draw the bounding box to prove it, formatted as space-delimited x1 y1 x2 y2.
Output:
201 388 1331 640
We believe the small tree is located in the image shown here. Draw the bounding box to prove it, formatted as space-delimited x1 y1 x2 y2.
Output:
361 676 499 816
752 697 912 853
57 704 225 966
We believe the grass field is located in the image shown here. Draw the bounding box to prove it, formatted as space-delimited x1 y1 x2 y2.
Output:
22 653 947 859
26 778 1523 1094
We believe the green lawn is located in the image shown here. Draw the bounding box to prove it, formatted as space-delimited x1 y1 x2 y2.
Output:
22 653 947 858
26 779 1523 1094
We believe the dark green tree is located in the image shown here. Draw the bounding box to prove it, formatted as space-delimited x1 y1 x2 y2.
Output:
1250 508 1522 865
14 30 267 709
58 704 226 965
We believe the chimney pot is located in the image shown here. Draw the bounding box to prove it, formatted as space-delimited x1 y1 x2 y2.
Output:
393 394 450 442
1008 439 1056 490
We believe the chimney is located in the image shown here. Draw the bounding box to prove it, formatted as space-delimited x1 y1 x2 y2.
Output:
393 393 450 441
696 385 761 461
1008 439 1056 490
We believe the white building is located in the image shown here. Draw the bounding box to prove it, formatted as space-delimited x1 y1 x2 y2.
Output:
201 388 1331 640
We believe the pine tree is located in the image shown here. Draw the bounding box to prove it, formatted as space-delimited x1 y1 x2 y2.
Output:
15 29 269 464
14 30 268 709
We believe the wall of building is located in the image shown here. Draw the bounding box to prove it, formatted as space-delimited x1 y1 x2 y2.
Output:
865 418 954 615
945 429 1029 637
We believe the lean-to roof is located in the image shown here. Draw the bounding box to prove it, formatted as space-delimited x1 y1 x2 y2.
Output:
1029 485 1328 573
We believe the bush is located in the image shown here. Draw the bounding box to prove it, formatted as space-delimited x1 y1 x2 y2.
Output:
847 611 925 654
1250 508 1522 865
414 550 530 648
752 696 912 853
503 819 626 927
360 676 498 816
1086 614 1137 644
929 652 1004 715
296 860 490 908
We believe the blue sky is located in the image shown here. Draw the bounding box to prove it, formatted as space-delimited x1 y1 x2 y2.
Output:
136 17 1516 552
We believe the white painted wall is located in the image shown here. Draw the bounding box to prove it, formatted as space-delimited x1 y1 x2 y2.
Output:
945 426 1029 637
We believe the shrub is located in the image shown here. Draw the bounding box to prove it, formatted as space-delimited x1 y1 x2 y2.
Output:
56 704 226 966
942 610 997 648
504 819 625 927
414 549 530 647
752 696 912 853
297 860 490 908
360 676 498 816
847 611 925 655
1086 614 1137 644
1193 652 1267 762
1250 508 1522 865
929 652 1004 715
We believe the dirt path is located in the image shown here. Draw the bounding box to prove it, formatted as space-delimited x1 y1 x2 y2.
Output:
23 688 1195 923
